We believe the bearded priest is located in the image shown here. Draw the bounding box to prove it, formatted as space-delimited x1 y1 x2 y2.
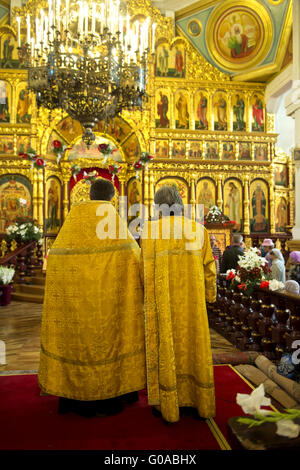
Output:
38 179 145 417
140 185 216 423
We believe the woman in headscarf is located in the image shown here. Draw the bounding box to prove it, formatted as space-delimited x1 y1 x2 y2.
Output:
269 248 286 283
285 280 300 295
286 251 300 287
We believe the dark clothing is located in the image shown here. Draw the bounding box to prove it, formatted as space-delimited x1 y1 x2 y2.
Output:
220 245 244 273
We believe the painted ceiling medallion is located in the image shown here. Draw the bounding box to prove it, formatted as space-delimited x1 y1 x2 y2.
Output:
188 19 202 37
206 0 273 72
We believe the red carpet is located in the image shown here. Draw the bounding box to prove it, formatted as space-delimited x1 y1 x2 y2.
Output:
0 365 259 450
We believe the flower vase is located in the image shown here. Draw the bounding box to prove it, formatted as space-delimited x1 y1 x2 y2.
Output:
0 283 13 306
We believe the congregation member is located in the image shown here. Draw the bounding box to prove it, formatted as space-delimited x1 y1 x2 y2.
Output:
285 280 300 295
286 251 300 287
269 248 286 283
140 185 217 423
220 233 244 273
39 179 145 417
260 238 275 267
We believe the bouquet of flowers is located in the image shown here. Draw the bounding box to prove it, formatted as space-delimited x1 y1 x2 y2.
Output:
226 247 271 296
6 217 43 244
259 279 285 292
133 152 154 179
0 266 15 285
52 140 71 164
82 170 98 185
98 143 118 164
108 164 121 183
19 148 46 171
71 164 82 182
204 206 235 225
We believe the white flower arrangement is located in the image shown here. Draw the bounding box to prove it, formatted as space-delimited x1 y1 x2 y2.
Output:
237 247 268 271
237 384 300 439
0 266 15 285
268 279 285 291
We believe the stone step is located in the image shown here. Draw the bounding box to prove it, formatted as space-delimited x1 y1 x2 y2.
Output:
11 292 44 304
14 284 45 296
28 275 46 286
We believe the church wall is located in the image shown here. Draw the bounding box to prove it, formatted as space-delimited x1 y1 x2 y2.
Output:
0 6 295 251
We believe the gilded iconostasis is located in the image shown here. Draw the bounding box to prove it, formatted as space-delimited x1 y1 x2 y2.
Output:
0 0 295 253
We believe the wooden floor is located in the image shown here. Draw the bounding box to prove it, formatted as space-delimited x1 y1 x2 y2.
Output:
0 301 239 373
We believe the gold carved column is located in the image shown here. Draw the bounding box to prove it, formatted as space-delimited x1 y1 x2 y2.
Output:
216 175 223 210
37 170 44 227
288 156 295 228
269 172 275 234
143 169 149 221
32 168 38 222
149 169 155 218
62 177 70 221
190 174 196 221
119 176 126 218
243 175 250 235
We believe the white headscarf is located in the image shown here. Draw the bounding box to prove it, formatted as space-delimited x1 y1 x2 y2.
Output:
271 248 285 263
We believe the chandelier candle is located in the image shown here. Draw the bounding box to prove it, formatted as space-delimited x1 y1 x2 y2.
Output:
16 0 156 147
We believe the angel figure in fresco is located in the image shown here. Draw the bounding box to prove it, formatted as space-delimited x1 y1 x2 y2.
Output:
196 93 208 130
176 92 189 129
214 94 227 130
174 47 184 77
225 182 240 229
251 184 267 232
198 181 214 216
233 94 245 131
157 92 169 128
252 95 264 131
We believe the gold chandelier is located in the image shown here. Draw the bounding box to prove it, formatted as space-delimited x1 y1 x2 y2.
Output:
16 0 156 147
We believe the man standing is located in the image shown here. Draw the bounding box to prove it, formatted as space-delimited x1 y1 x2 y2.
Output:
141 186 216 423
220 233 244 273
39 179 145 416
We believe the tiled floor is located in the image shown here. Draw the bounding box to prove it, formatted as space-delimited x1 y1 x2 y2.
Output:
0 301 239 372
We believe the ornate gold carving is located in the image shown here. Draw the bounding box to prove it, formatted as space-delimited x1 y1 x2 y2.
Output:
70 178 119 210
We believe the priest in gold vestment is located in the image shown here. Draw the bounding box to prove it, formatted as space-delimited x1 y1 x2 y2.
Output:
140 186 216 423
38 179 145 416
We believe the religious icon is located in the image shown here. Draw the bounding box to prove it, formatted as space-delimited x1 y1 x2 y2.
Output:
68 136 121 161
0 136 14 154
204 142 218 160
224 180 242 230
175 91 189 129
45 177 61 233
156 178 188 204
122 134 140 159
17 136 31 154
274 164 288 186
156 44 169 77
0 80 10 122
128 179 142 209
47 131 68 155
252 94 265 132
233 94 246 131
213 93 227 131
155 140 169 158
1 36 14 68
238 142 251 160
250 180 268 233
195 91 208 130
197 179 215 216
222 142 235 160
0 175 32 232
276 197 288 233
17 87 32 123
188 20 202 37
254 143 268 161
189 141 202 159
56 117 83 143
174 46 185 78
171 141 186 158
156 90 170 128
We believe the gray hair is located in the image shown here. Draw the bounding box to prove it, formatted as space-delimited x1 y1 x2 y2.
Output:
154 185 184 216
232 233 243 244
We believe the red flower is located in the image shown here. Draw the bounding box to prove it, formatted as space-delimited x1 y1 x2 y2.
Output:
230 221 236 224
19 152 27 159
98 143 108 152
134 161 142 170
53 140 62 149
35 158 45 167
238 283 247 291
147 155 154 160
226 271 236 281
260 281 270 289
112 148 118 153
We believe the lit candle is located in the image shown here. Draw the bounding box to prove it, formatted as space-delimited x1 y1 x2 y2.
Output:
31 37 35 57
66 0 69 30
92 3 95 34
116 0 120 32
105 0 108 28
16 17 21 48
119 16 123 43
57 0 60 32
35 17 39 46
44 16 48 47
40 9 44 38
79 2 84 34
26 14 30 44
85 2 88 35
53 0 56 27
152 23 156 53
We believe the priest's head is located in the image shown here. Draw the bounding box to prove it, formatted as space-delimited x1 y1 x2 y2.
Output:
154 185 183 217
90 178 115 201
